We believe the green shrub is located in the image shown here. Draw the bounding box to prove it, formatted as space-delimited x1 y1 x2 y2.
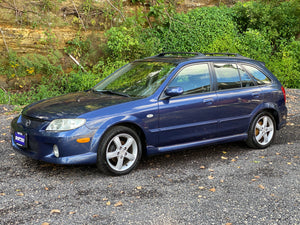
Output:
232 0 300 47
158 6 238 53
268 40 300 88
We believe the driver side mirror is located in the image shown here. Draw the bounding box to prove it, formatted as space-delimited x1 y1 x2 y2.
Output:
164 86 184 98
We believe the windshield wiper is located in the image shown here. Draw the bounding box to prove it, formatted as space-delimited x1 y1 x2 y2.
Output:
93 89 131 98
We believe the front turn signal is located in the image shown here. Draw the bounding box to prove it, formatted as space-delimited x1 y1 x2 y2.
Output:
76 138 90 143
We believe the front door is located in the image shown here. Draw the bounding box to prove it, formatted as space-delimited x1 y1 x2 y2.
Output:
158 63 218 148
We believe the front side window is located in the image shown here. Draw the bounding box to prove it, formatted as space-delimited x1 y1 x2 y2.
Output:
214 63 241 90
168 64 211 95
242 64 271 85
93 61 175 97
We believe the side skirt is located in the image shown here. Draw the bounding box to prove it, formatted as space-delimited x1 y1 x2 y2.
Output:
146 133 248 155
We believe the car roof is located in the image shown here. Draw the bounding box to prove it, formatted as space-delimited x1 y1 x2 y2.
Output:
136 52 265 66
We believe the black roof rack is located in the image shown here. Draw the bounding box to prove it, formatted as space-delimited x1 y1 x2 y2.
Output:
155 52 205 57
203 53 244 57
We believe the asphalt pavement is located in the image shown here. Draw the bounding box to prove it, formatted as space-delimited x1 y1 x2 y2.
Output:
0 89 299 225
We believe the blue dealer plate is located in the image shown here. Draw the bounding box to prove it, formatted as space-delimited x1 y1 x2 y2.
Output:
14 132 27 147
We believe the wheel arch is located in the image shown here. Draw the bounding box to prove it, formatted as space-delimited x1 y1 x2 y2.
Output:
99 122 148 158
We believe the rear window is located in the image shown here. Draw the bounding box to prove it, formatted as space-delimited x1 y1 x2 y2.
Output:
242 64 271 85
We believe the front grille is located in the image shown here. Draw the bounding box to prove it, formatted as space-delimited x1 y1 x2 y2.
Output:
21 115 47 130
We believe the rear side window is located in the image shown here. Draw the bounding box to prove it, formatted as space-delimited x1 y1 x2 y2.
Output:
242 65 271 85
169 64 211 95
238 65 255 87
214 63 241 90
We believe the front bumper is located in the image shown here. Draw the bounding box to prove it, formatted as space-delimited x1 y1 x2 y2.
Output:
11 116 98 165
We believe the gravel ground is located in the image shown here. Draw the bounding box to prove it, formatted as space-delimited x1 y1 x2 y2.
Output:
0 89 299 225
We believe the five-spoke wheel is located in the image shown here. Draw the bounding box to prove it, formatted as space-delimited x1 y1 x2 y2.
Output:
246 112 276 148
97 126 142 175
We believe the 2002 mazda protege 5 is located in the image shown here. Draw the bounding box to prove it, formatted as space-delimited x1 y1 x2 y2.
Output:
11 52 287 175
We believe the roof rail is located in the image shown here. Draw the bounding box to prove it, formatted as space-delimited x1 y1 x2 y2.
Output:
155 52 205 57
203 53 244 57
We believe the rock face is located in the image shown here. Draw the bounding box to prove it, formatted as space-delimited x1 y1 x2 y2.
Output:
0 0 236 56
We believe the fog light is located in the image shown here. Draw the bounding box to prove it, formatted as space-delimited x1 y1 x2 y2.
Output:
53 145 59 158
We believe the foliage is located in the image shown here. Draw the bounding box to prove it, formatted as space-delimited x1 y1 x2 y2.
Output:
1 0 299 106
105 14 160 61
157 6 238 53
232 0 300 47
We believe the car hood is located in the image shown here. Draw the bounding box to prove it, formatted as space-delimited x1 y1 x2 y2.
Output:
22 91 135 120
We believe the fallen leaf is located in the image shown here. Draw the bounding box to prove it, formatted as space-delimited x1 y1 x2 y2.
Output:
114 201 123 207
222 151 227 154
0 193 5 196
208 176 214 180
200 166 205 169
258 184 265 190
93 214 99 218
41 223 50 225
50 209 61 214
208 169 214 172
157 174 162 177
44 187 49 191
276 152 280 155
259 156 265 159
103 198 108 201
220 179 224 183
253 161 260 163
254 176 260 179
221 156 228 160
136 186 142 190
9 153 15 156
0 140 5 143
231 158 236 162
198 195 203 198
198 186 205 190
17 193 24 196
209 187 216 192
225 223 232 225
69 211 76 215
287 162 292 165
106 201 111 206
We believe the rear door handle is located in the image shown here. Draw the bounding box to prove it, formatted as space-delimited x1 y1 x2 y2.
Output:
252 92 260 98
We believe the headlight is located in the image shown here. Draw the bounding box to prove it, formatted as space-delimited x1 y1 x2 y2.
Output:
46 119 86 131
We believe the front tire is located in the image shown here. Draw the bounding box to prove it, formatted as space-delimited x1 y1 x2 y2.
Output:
97 126 142 175
246 112 276 149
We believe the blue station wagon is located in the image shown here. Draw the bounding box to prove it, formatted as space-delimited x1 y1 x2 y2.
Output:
11 52 287 175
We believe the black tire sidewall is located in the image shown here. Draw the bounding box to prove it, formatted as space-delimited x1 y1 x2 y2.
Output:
247 112 276 149
97 126 142 175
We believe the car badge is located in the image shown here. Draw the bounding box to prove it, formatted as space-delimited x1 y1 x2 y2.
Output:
25 119 31 127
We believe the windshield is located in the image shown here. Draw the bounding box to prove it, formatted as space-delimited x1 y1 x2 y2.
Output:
93 61 175 98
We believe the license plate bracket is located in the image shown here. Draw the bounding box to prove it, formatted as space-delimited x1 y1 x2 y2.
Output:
14 132 27 148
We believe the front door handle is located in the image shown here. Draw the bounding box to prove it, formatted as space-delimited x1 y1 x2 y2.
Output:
203 98 213 105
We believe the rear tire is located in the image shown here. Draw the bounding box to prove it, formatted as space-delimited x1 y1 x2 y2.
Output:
97 126 142 175
246 112 276 149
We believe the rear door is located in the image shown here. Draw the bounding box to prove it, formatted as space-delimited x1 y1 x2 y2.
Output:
213 63 263 137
